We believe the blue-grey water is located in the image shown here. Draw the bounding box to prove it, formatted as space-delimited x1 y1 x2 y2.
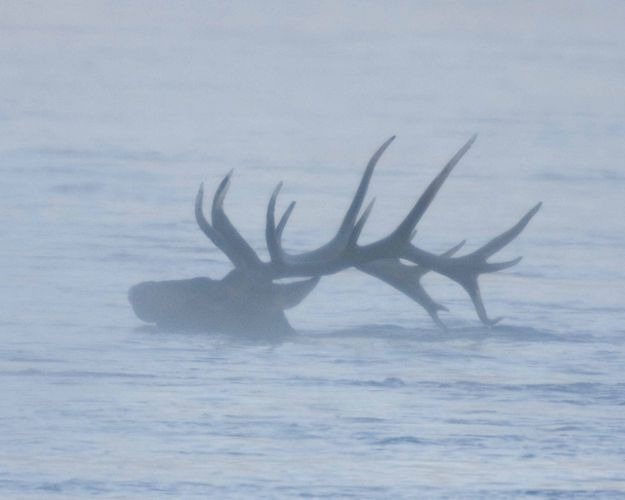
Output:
2 2 625 498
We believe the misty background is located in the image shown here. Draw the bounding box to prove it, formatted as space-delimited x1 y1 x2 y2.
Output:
2 1 625 498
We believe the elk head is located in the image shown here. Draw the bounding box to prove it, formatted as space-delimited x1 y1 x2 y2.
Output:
129 136 541 334
128 272 319 335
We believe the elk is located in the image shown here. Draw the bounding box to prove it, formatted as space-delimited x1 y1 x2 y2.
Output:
128 136 541 335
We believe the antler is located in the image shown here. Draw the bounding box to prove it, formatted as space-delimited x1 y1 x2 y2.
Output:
194 136 541 329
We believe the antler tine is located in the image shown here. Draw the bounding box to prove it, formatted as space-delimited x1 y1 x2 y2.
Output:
348 198 376 247
210 170 264 270
195 183 247 268
335 136 395 243
353 135 477 262
441 239 466 258
358 259 449 330
473 202 542 264
195 183 222 246
276 201 296 239
266 182 286 269
402 203 542 326
393 134 477 242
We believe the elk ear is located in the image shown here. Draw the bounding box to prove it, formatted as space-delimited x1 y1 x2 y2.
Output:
272 277 320 310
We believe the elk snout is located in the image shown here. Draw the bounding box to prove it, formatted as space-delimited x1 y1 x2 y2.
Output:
128 281 159 323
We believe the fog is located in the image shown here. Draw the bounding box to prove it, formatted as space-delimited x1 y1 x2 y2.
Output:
2 2 625 497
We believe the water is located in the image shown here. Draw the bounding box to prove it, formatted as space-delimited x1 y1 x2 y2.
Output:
2 2 625 497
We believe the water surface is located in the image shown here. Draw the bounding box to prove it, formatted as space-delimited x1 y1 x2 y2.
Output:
2 2 625 498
